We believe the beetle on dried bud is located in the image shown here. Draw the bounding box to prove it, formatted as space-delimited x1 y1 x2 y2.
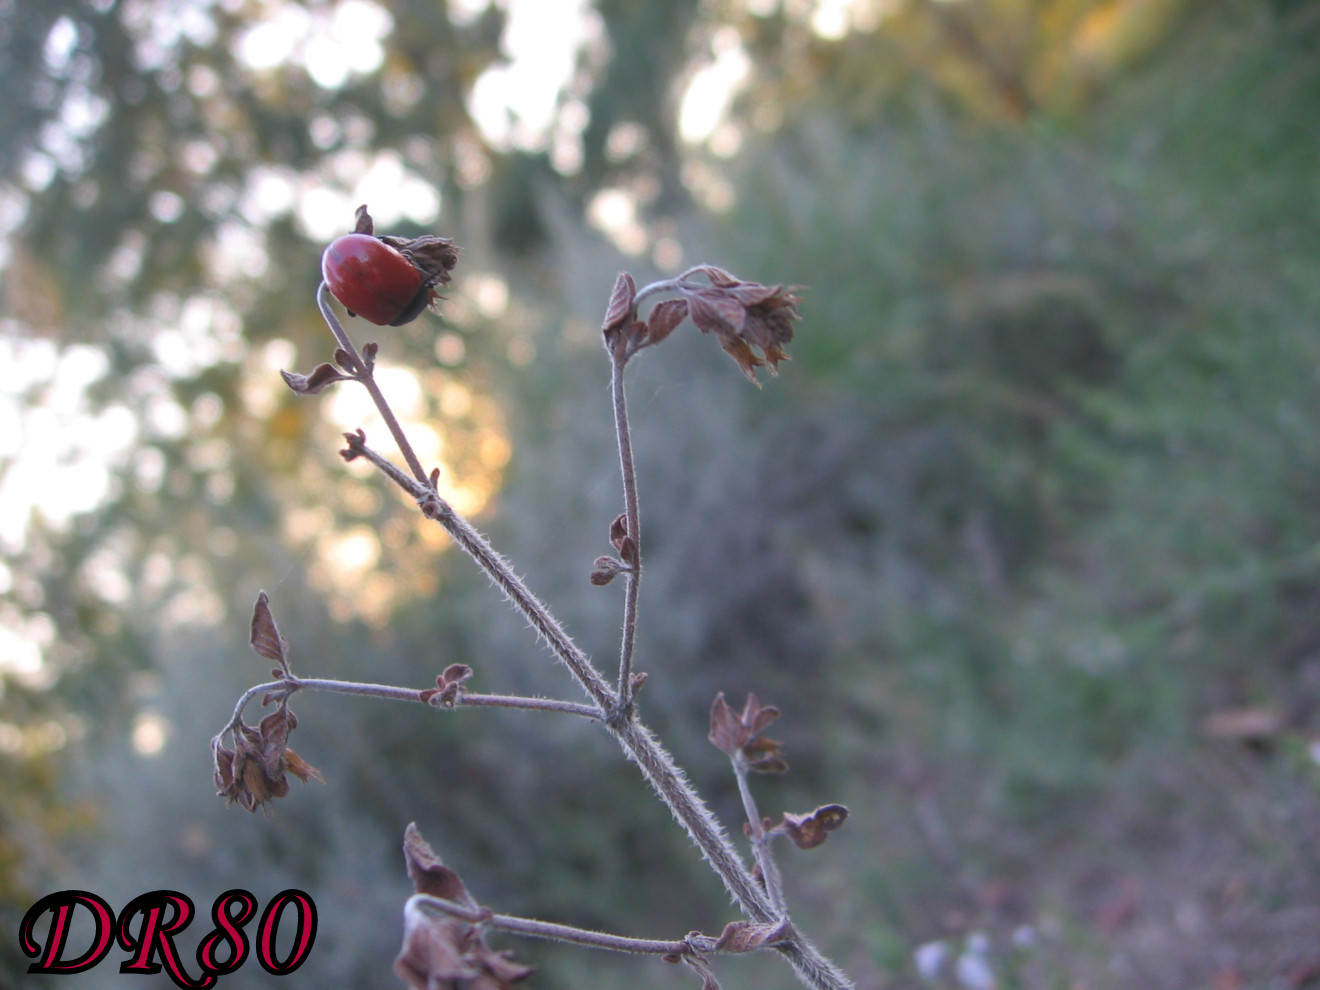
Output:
321 205 460 327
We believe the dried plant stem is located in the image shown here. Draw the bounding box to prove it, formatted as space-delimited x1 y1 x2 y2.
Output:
409 894 700 957
733 757 788 915
610 350 642 710
216 676 602 731
320 300 853 990
318 283 429 485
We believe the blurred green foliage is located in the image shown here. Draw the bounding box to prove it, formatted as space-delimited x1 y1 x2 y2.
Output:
3 0 1320 988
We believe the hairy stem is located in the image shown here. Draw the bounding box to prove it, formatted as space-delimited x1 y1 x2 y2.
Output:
219 676 602 731
610 350 642 711
410 894 700 956
318 282 429 484
734 757 788 915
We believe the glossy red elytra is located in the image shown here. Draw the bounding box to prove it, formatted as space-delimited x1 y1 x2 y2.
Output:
321 233 431 327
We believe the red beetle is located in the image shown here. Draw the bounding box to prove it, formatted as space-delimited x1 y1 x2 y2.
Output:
321 233 432 327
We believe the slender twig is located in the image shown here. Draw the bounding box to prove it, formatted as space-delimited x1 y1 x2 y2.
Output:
457 692 601 719
608 272 717 710
216 676 602 734
733 756 788 915
318 283 429 484
409 894 706 957
630 267 718 312
610 349 642 712
217 679 295 734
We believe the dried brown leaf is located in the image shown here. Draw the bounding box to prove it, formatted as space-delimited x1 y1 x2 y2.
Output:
687 289 745 334
590 555 625 586
284 747 324 785
249 592 289 671
281 363 354 395
403 824 477 906
679 274 800 384
440 664 473 687
776 804 849 850
708 693 746 757
742 736 788 774
742 693 780 736
712 918 794 953
709 692 788 770
215 705 320 812
645 298 688 346
682 954 722 990
609 513 629 553
427 664 473 708
602 271 637 333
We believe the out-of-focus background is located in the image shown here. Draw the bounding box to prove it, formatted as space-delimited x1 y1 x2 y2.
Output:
3 1 1319 987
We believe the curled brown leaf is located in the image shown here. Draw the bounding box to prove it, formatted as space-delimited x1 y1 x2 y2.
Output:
602 271 637 334
249 592 290 673
589 555 627 586
281 363 354 395
712 918 795 953
774 804 849 850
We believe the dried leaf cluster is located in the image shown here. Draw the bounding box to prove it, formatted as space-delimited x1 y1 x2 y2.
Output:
395 826 534 990
212 592 322 812
420 664 474 709
709 691 789 774
602 267 801 383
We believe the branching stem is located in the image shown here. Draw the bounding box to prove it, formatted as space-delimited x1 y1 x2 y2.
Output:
303 288 854 990
734 756 788 915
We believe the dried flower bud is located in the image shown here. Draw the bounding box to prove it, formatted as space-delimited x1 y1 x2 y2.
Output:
590 555 627 586
420 664 474 708
708 692 788 773
712 918 795 953
774 804 849 850
213 706 323 813
395 825 533 990
680 270 800 385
